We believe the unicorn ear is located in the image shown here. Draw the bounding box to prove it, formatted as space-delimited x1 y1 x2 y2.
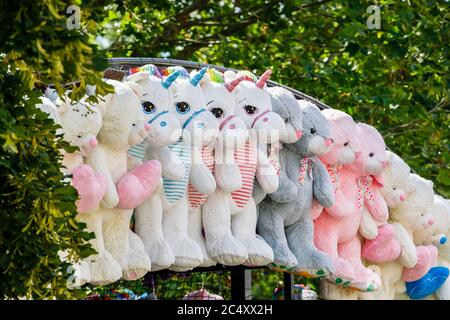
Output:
224 70 237 83
125 71 149 83
224 75 246 92
127 81 143 99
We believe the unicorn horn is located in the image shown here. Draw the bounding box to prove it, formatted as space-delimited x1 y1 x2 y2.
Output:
190 67 208 87
161 70 182 89
256 69 272 89
224 75 246 92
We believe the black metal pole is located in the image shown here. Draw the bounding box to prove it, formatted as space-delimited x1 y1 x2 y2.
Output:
284 272 293 300
231 266 247 300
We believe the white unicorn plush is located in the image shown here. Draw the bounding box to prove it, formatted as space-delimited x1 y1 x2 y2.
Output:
202 69 284 267
158 66 219 271
184 68 250 268
125 64 184 271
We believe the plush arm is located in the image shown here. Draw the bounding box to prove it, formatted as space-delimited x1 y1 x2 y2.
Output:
268 157 297 203
359 208 379 240
393 222 418 268
213 141 242 193
365 188 389 223
325 188 356 218
189 146 216 195
311 159 335 208
86 147 119 209
255 148 279 194
156 146 186 180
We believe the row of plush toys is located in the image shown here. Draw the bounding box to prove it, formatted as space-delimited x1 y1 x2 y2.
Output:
36 64 450 300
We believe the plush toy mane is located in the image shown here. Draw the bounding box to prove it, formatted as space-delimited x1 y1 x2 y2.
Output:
207 68 224 83
163 66 190 78
129 64 163 78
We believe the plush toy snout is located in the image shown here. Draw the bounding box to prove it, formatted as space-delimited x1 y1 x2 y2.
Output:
425 234 448 247
414 213 435 229
77 134 98 155
252 111 285 144
128 120 151 146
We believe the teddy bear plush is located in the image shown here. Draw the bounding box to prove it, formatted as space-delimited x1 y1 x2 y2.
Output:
314 123 389 292
258 100 336 278
124 64 185 271
311 109 367 289
86 79 162 282
184 68 249 268
412 194 450 300
202 70 282 267
36 94 106 286
154 66 219 271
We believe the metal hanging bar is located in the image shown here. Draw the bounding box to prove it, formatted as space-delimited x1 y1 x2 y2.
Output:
108 57 331 110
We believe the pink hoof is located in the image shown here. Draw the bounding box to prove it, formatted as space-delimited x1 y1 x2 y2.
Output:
117 160 162 209
71 165 107 213
361 224 401 263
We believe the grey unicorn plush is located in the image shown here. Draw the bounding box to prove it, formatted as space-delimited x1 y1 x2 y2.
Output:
258 99 336 278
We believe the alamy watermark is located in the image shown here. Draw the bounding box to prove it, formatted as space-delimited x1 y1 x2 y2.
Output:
66 5 81 30
367 5 381 30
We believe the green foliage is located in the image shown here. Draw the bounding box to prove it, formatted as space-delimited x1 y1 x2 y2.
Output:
0 0 108 299
98 0 449 196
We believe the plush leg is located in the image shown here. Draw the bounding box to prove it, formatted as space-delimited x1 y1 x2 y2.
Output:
163 198 203 270
188 206 216 268
285 216 334 278
320 280 358 300
435 278 450 300
339 237 381 292
116 160 161 209
314 221 356 286
103 210 151 281
134 190 175 271
202 190 247 265
403 245 437 282
257 202 297 268
232 198 274 267
77 212 121 286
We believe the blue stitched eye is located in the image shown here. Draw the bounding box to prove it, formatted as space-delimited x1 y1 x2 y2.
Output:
175 102 190 114
142 101 156 114
197 122 205 128
160 121 167 127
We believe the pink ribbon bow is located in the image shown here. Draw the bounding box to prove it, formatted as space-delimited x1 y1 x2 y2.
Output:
356 176 375 208
326 164 342 192
298 157 313 185
268 143 282 176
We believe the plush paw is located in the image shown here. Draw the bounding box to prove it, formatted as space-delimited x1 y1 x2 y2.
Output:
116 249 151 281
167 236 203 270
271 245 298 270
116 160 162 209
406 266 450 300
71 165 107 213
144 238 175 271
350 265 381 292
206 234 248 266
361 224 401 263
293 249 334 278
239 235 274 267
85 252 122 286
328 256 357 287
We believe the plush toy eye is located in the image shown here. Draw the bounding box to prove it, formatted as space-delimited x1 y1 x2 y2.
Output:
310 128 316 134
142 101 156 114
210 107 224 119
369 152 374 157
284 118 289 123
344 142 349 146
175 102 190 114
392 187 397 190
243 105 258 115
